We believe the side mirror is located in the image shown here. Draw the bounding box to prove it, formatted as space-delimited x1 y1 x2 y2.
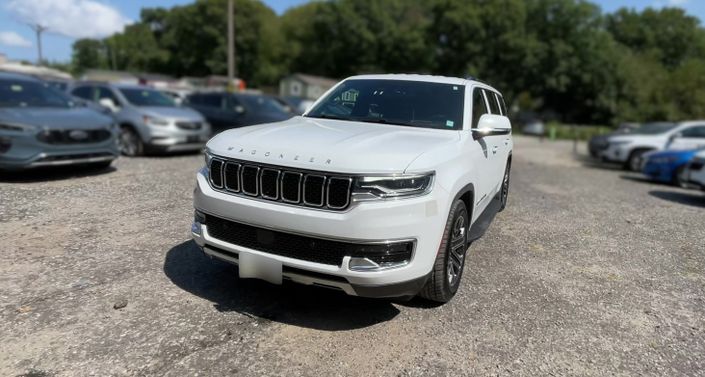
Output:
99 98 119 113
471 114 512 140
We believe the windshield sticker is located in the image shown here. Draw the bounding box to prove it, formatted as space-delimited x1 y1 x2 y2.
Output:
11 85 23 92
446 120 454 128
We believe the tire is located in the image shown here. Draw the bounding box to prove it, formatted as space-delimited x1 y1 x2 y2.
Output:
419 199 469 303
118 125 143 157
88 160 113 170
673 165 687 188
499 160 511 212
625 149 649 172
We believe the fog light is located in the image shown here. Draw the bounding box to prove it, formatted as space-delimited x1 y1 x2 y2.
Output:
191 222 202 235
349 257 380 271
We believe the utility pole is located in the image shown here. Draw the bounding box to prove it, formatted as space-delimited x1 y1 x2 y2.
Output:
227 0 236 92
28 23 48 65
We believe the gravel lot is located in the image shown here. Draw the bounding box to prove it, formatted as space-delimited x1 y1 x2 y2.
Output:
1 136 704 376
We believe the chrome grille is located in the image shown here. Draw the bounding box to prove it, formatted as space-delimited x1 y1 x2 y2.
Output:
208 157 353 211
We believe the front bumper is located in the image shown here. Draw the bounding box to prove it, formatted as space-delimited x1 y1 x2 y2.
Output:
0 130 119 170
600 144 629 163
191 169 450 297
642 161 676 183
142 123 211 152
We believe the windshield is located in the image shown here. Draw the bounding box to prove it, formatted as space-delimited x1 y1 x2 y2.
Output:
633 122 676 135
238 95 290 116
306 79 465 130
0 79 71 108
119 88 176 107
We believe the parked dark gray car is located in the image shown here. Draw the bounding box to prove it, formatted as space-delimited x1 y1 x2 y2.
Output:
185 91 292 134
0 72 119 171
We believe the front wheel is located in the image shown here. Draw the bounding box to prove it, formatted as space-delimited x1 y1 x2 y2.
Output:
625 149 648 172
419 199 468 303
118 126 143 157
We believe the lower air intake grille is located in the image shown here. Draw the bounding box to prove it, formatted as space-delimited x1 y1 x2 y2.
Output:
204 214 414 266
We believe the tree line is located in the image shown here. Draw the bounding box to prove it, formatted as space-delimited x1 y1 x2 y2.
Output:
70 0 705 126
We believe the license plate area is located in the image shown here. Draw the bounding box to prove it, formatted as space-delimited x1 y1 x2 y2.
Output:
238 250 283 285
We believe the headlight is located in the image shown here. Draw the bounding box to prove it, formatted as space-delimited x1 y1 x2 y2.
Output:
143 115 169 127
352 172 434 200
0 123 37 132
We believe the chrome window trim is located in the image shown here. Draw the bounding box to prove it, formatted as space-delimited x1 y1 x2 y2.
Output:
260 168 281 200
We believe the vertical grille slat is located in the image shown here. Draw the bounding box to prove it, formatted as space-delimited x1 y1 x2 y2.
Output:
260 169 280 199
223 162 241 192
241 166 260 196
207 157 352 211
281 172 302 203
210 159 224 188
303 175 326 207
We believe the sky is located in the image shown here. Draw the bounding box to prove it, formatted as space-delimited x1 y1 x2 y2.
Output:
0 0 703 64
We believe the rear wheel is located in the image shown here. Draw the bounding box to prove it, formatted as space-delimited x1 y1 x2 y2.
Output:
118 125 143 157
499 161 511 212
673 165 688 188
419 199 468 303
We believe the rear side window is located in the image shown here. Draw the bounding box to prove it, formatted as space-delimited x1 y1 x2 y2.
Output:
71 86 93 100
484 89 500 115
681 125 705 138
203 94 223 108
471 88 488 128
97 87 119 104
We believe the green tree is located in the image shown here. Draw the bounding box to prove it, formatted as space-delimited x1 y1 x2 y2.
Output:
71 39 108 74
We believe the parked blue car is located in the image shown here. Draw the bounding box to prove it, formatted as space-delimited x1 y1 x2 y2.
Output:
641 149 701 186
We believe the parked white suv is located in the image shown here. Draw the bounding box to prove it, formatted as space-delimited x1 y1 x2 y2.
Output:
191 74 513 303
601 121 705 171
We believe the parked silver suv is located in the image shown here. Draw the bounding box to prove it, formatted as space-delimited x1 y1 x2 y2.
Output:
0 72 118 171
69 83 210 156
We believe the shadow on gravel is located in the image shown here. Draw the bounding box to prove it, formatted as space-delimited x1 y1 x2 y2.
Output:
574 154 623 171
619 175 661 184
649 190 705 208
0 164 116 183
164 240 400 331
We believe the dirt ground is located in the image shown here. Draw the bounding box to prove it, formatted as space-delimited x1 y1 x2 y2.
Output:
1 136 704 376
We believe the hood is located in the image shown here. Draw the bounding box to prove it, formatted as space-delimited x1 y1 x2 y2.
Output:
646 149 698 160
0 107 113 129
206 116 460 174
139 106 204 122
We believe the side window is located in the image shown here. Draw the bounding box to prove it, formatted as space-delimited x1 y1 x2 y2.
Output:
203 94 223 108
71 86 93 100
185 94 200 105
97 87 119 105
472 88 488 128
681 126 705 138
484 89 500 114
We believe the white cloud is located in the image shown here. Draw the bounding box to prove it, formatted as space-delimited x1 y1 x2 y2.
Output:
0 31 32 47
667 0 689 5
5 0 130 39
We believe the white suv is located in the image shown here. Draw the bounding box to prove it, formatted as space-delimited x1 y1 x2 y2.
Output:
191 74 513 303
601 121 705 171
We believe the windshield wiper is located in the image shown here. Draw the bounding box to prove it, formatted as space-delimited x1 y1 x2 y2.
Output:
306 114 351 121
358 118 415 127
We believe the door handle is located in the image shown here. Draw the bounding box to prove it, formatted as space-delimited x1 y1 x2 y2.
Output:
492 145 499 154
